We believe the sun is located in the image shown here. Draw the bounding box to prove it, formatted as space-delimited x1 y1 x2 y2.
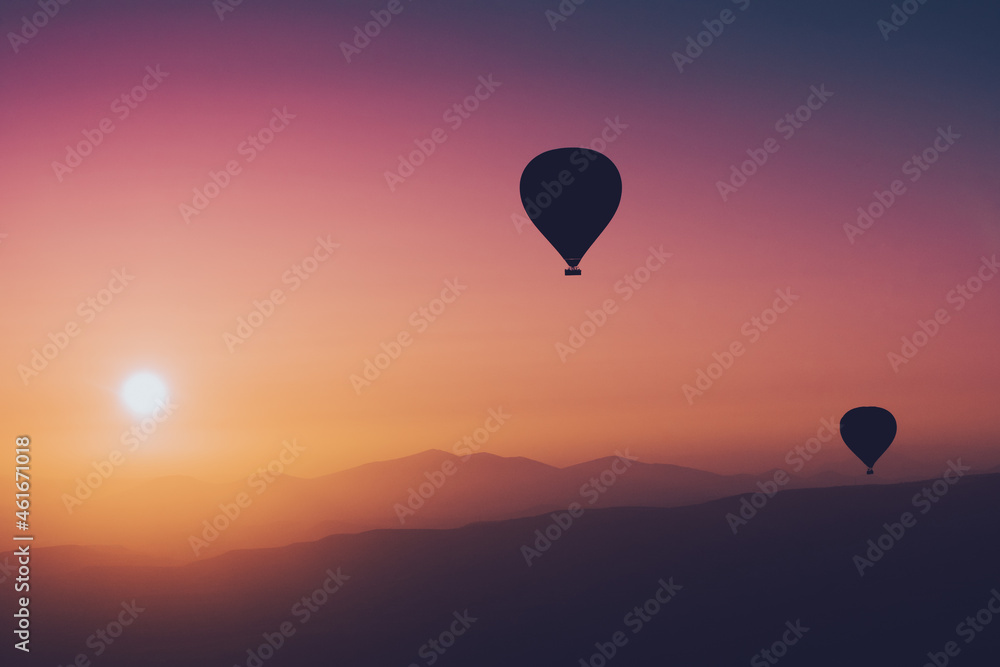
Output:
120 372 170 415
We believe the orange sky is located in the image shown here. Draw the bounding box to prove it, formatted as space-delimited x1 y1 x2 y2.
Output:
2 2 999 493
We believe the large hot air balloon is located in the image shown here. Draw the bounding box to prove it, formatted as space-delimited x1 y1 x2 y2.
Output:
840 406 897 474
520 148 622 275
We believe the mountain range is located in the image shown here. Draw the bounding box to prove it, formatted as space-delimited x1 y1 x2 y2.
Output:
34 448 994 562
7 470 998 666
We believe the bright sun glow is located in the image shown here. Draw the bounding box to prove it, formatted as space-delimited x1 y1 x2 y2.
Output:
121 372 170 415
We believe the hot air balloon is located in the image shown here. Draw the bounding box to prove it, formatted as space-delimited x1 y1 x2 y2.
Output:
840 406 897 474
520 148 622 275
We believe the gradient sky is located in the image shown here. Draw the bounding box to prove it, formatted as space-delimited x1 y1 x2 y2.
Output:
2 0 998 489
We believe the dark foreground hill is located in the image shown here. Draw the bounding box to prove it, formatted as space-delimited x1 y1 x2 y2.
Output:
6 472 999 666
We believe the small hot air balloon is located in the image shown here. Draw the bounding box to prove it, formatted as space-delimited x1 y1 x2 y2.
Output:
520 147 622 275
840 406 897 475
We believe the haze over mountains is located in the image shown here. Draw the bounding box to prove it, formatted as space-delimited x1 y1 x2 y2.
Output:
8 471 999 666
33 447 997 562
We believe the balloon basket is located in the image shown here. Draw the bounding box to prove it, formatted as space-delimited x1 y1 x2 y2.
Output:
866 468 873 475
565 268 582 276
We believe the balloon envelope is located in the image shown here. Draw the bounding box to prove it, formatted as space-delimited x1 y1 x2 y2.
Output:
520 148 622 274
840 406 897 474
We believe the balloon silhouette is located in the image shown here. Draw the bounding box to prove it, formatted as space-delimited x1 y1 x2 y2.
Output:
840 406 897 475
520 148 622 275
